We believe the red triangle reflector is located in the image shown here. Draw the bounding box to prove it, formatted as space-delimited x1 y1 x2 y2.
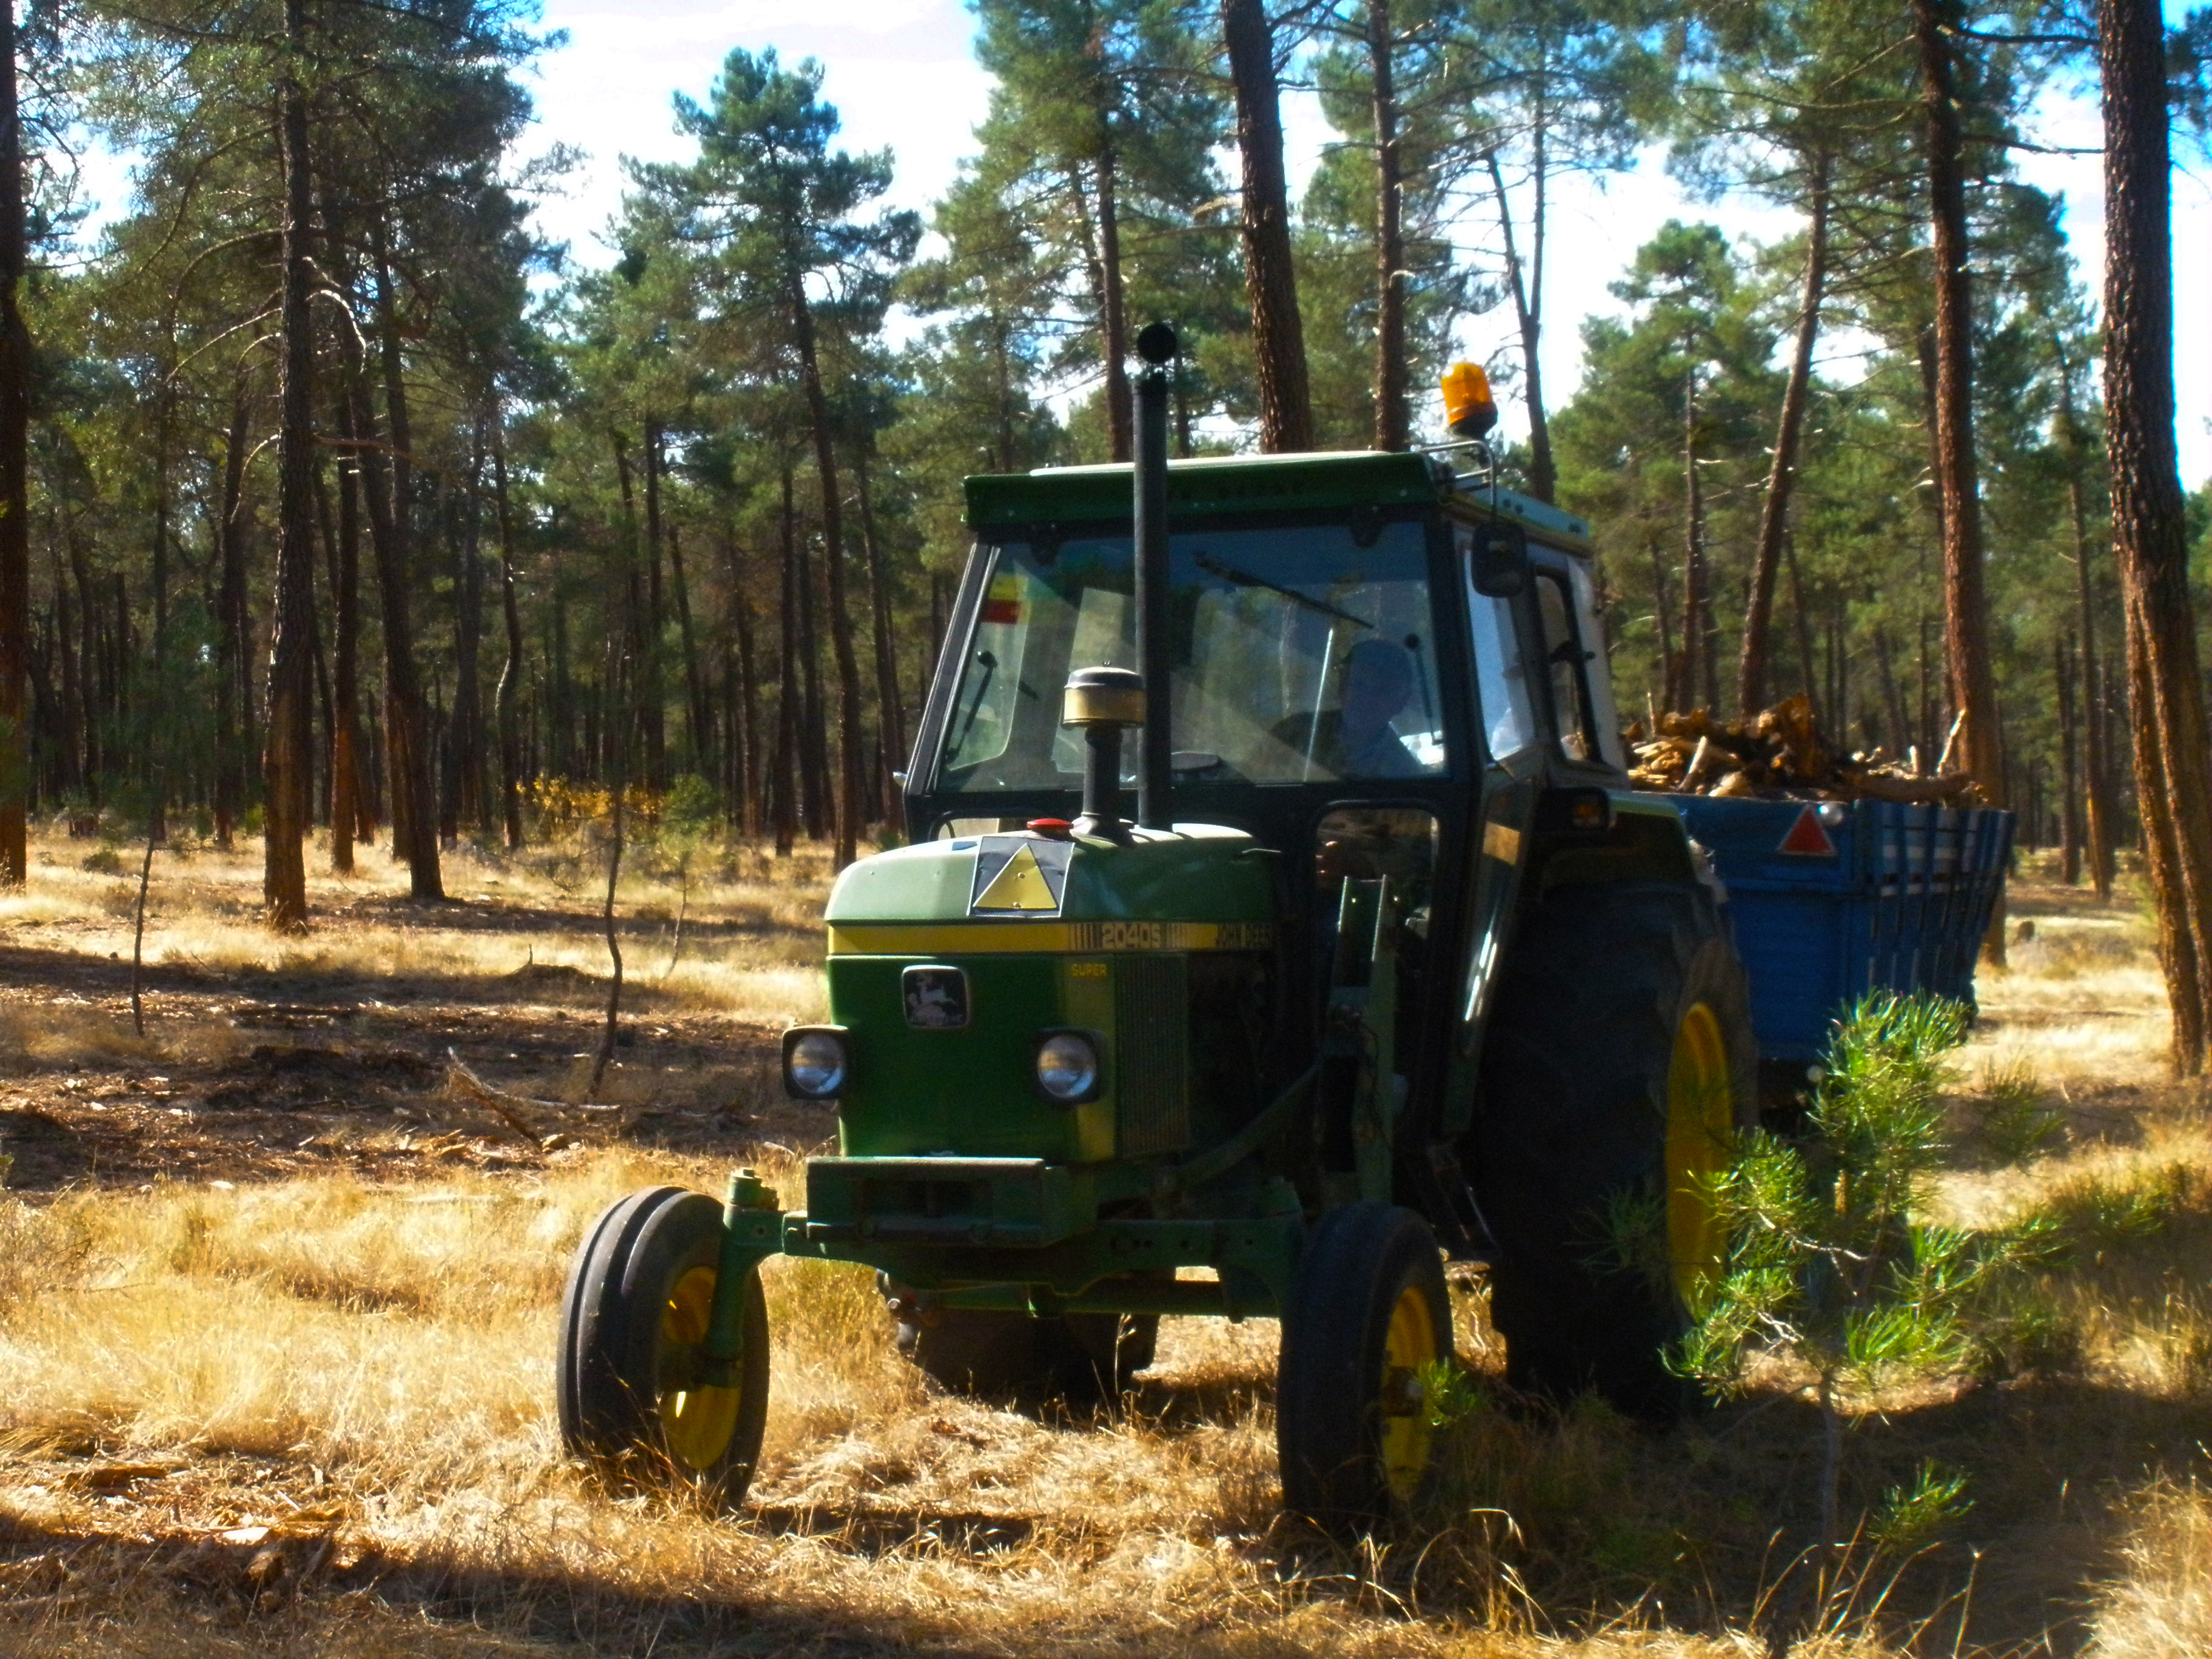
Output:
1778 806 1837 856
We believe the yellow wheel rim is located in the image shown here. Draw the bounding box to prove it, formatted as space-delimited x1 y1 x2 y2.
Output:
1665 1001 1735 1313
656 1265 742 1473
1378 1283 1439 1504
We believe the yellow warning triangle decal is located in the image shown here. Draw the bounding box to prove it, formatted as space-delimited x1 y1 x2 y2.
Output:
973 843 1059 911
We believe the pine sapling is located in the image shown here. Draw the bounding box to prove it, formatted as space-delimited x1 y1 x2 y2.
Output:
1675 994 2020 1616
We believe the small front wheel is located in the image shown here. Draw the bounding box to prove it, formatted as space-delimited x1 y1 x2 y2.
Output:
1276 1203 1453 1530
557 1186 769 1507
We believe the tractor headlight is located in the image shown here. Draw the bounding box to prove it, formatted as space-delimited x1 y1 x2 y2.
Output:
1033 1030 1101 1103
783 1027 850 1099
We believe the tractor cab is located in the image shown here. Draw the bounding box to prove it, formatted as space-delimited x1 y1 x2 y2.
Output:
836 448 1672 1242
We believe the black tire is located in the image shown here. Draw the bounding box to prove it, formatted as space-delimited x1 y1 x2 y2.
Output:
1276 1202 1452 1530
1474 880 1757 1424
558 1186 770 1507
893 1301 1159 1403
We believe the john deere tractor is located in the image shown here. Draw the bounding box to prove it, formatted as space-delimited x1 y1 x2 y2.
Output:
557 327 1755 1529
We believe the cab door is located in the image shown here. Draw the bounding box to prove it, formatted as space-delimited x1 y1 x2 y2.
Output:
1442 523 1544 1136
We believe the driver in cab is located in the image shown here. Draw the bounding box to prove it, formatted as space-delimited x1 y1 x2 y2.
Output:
1280 638 1426 779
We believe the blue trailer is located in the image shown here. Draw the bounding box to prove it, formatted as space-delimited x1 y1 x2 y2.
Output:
1670 794 2016 1089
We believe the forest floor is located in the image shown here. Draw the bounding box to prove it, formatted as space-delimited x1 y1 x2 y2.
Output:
0 827 2202 1657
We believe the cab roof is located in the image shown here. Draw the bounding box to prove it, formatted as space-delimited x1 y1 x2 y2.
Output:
961 449 1594 554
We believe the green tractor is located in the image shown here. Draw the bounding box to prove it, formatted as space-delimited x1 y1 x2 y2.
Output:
557 329 1756 1529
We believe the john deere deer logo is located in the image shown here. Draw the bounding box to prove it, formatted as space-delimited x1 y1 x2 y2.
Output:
902 966 970 1030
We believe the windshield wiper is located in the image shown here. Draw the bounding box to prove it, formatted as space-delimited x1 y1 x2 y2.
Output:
945 649 997 765
1195 551 1374 631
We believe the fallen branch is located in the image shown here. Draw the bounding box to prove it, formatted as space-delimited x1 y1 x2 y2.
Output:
441 1049 622 1147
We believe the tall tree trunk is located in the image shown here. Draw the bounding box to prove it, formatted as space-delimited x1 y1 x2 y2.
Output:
2102 0 2212 1071
789 290 866 866
853 449 905 820
67 533 98 795
609 431 644 783
773 466 799 857
1874 627 1908 757
322 442 365 868
640 421 668 788
1485 150 1550 500
492 428 526 851
0 2 24 883
1823 594 1842 736
1680 370 1706 710
149 384 170 749
314 466 341 837
262 0 316 928
2057 633 2082 885
1912 0 2005 960
794 506 828 839
1704 572 1724 715
990 313 1019 472
1487 76 1556 502
2059 354 2117 900
362 235 442 899
1648 535 1676 714
1738 153 1830 716
1222 0 1312 452
215 384 252 848
52 547 75 798
1092 150 1133 462
454 441 487 841
1786 537 1821 725
734 586 762 838
546 591 569 780
25 609 47 805
1915 605 1932 763
667 525 709 773
309 571 332 827
1367 0 1407 451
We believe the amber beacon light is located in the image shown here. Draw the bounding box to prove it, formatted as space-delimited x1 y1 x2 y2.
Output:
1441 361 1498 439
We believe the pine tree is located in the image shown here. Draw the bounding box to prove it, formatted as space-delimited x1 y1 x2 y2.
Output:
968 0 1224 460
1453 0 1671 501
646 49 917 868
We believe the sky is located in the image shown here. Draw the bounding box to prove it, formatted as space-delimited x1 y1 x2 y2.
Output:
494 1 2205 486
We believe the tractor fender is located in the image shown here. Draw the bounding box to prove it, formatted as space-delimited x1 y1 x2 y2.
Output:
1527 791 1709 900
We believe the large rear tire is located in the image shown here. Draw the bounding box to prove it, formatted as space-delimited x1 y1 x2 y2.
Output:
1276 1202 1452 1530
558 1187 769 1507
1474 881 1757 1423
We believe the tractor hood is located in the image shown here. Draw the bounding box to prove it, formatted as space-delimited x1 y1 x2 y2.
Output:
825 822 1276 950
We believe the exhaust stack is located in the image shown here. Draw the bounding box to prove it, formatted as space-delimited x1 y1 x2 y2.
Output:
1133 321 1176 831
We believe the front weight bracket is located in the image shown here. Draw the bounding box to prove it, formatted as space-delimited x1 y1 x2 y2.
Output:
696 1168 783 1389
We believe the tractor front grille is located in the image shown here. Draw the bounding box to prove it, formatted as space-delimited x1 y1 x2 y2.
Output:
1114 955 1190 1156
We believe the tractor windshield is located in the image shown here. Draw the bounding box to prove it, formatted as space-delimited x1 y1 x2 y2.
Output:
936 518 1446 791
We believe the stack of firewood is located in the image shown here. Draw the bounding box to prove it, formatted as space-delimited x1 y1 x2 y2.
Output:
1624 697 1984 803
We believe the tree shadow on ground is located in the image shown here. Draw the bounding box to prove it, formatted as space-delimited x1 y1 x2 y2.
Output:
1464 1372 2209 1657
0 1514 1017 1658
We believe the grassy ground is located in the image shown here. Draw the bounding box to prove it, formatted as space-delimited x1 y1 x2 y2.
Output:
0 826 2202 1657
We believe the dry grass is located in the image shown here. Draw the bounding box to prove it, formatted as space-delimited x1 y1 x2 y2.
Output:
2086 1480 2212 1657
10 826 834 1028
0 837 2202 1655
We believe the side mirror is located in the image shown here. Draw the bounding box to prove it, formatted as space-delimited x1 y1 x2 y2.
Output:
1469 520 1529 597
